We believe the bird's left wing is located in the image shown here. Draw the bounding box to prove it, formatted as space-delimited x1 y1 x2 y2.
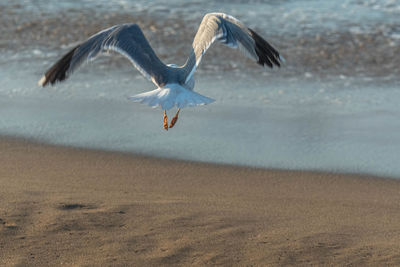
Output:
182 13 284 82
38 24 169 87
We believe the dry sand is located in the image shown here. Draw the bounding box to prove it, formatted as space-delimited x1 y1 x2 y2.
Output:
1 137 400 266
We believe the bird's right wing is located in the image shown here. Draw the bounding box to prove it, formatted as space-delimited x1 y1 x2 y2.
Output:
38 24 169 87
182 13 283 83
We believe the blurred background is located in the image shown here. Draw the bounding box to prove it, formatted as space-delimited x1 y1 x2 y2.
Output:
1 0 400 177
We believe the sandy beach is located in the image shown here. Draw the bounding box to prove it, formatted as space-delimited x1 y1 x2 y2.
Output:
0 137 399 266
1 0 400 266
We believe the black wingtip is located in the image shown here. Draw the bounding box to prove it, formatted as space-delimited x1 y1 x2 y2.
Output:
248 28 282 69
38 45 80 87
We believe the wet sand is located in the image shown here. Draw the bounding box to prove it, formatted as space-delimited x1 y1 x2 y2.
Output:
1 137 400 266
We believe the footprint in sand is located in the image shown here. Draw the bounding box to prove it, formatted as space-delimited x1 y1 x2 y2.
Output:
1 218 17 229
58 203 97 210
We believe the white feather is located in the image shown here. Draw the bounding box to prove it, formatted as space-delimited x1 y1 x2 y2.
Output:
128 83 215 110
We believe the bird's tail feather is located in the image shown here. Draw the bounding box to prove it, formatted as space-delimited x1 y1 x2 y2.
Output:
128 84 214 110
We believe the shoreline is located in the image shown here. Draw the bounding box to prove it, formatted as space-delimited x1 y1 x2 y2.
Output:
2 134 398 181
1 136 400 265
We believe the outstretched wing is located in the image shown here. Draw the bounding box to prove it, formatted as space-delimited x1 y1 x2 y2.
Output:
183 13 284 82
38 24 169 87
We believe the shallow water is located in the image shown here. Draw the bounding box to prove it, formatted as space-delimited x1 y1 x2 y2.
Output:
1 58 400 177
1 0 400 177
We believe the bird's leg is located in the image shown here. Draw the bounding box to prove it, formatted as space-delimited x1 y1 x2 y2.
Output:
169 108 181 128
163 110 168 131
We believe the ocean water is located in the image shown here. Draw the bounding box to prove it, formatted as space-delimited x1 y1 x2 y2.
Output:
1 0 400 177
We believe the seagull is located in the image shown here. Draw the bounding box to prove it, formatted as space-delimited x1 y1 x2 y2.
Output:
38 12 283 130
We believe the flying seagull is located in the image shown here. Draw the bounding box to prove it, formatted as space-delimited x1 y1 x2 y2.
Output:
38 12 283 130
